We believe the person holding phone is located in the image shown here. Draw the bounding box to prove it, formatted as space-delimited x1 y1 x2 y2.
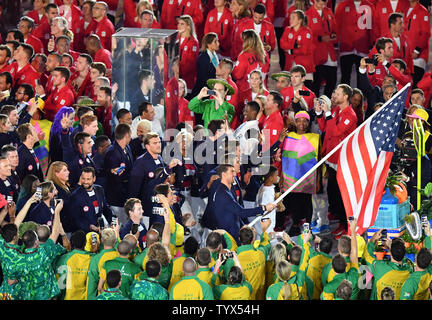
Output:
188 78 235 128
119 198 148 250
25 180 60 227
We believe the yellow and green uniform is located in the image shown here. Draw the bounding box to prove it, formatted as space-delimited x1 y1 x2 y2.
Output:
86 248 119 300
170 275 214 300
306 249 332 300
13 239 64 300
188 96 235 128
133 247 149 269
168 208 185 258
320 263 359 300
196 267 221 287
321 256 352 288
213 280 253 300
223 232 271 300
137 261 172 289
266 240 312 300
99 257 141 299
55 249 94 300
168 253 193 291
400 269 432 300
130 277 169 300
208 232 238 270
96 288 128 300
363 241 414 300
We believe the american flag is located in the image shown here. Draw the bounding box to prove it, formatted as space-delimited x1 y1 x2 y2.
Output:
337 85 410 235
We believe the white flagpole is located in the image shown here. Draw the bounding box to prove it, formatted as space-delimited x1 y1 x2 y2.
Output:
249 82 411 227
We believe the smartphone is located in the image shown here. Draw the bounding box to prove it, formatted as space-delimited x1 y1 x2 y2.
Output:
7 196 12 204
207 90 216 95
116 166 126 174
97 217 105 229
364 58 375 64
303 223 310 234
348 216 355 222
299 90 310 96
421 215 428 227
131 223 139 234
381 229 387 239
35 187 42 200
91 233 98 246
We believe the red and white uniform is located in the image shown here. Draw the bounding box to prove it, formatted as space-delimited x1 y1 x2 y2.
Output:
74 18 97 53
317 105 357 165
32 20 51 53
93 47 112 69
178 97 194 127
373 0 409 41
226 77 240 124
404 2 431 68
279 25 315 73
204 7 234 58
26 10 47 27
178 36 199 93
230 16 250 60
70 71 92 98
417 71 432 107
385 32 414 74
232 51 270 93
95 105 112 135
368 62 412 89
335 0 375 56
25 34 44 54
306 5 338 66
5 62 39 90
160 0 204 31
232 18 276 61
94 16 115 52
256 0 275 23
262 110 284 150
44 85 75 121
165 76 179 130
280 85 316 114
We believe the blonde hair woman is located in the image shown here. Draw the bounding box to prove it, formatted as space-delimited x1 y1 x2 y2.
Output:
0 114 13 146
232 29 269 93
230 0 252 59
265 260 296 300
265 242 287 290
177 15 199 94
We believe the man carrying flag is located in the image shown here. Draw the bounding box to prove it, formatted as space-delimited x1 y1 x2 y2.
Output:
315 84 357 239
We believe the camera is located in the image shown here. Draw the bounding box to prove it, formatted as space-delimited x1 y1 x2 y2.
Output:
207 90 216 96
35 187 42 200
153 207 166 216
365 55 379 66
299 90 310 96
222 251 234 260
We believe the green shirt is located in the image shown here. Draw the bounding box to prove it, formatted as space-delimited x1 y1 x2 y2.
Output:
213 281 253 300
96 288 128 300
100 257 141 299
130 277 169 300
139 262 172 290
0 235 22 299
133 247 148 269
86 248 119 300
400 269 432 300
13 239 61 300
188 96 234 128
320 265 359 300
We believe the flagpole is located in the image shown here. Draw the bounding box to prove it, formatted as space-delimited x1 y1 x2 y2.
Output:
249 83 412 227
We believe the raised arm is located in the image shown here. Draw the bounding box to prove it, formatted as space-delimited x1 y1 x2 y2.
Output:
14 194 38 228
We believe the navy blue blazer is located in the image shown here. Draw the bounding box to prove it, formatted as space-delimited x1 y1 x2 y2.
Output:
16 144 44 182
26 201 55 227
67 184 113 233
66 152 97 188
191 51 216 98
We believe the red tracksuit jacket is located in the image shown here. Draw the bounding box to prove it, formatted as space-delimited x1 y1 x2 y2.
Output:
95 16 115 52
317 105 358 165
373 0 409 41
280 25 315 73
306 6 338 66
204 7 234 58
5 62 39 91
280 85 316 115
165 76 179 130
179 36 199 92
232 18 277 61
335 0 375 55
404 2 431 63
25 34 44 54
232 50 270 93
44 85 75 121
230 16 250 60
161 0 204 31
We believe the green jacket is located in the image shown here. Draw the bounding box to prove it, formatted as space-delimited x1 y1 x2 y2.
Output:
86 248 119 300
0 235 23 299
96 288 128 300
131 277 169 300
188 96 234 128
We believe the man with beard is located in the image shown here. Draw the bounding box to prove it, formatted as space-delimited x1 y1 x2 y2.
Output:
67 166 113 233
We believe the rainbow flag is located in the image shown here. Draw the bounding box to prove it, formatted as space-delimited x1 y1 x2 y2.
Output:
281 132 320 194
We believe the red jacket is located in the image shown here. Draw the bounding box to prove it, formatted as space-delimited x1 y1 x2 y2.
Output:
368 62 412 89
94 47 112 69
232 51 270 93
385 32 414 75
317 105 357 165
257 0 275 23
5 62 39 91
165 76 179 130
417 71 432 107
160 0 204 31
70 71 93 98
179 36 199 92
373 0 409 41
204 8 234 58
335 0 375 55
262 110 284 150
404 2 431 63
95 16 115 52
25 34 44 54
280 25 315 73
95 104 112 135
26 10 47 27
232 18 277 61
226 77 240 120
178 97 194 127
306 6 338 66
230 17 250 60
280 85 316 114
44 85 76 121
32 20 51 53
74 18 97 52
